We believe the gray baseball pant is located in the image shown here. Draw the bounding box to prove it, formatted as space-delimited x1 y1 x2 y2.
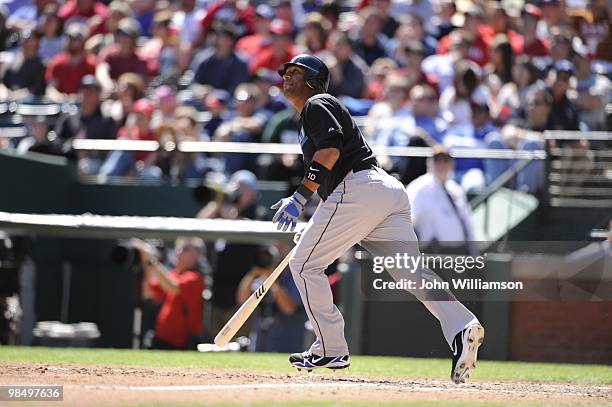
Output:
289 167 480 357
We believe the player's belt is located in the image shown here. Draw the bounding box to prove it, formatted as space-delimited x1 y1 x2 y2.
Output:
352 159 379 174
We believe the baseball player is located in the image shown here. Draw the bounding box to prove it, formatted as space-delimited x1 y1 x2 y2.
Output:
271 54 484 384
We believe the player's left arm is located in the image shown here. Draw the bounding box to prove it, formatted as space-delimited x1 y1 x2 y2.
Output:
302 148 340 192
271 151 338 231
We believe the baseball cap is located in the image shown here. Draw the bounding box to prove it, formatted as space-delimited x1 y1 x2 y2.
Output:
552 59 575 75
255 4 275 20
65 22 89 39
269 19 293 36
80 75 101 90
471 87 491 110
212 21 239 38
464 4 484 17
117 17 141 37
153 10 173 26
175 105 200 123
304 12 325 27
133 99 155 117
205 89 231 109
154 85 176 101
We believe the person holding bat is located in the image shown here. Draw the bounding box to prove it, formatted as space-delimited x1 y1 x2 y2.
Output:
271 54 484 384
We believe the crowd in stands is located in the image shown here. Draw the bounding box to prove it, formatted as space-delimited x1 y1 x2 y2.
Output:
1 0 611 193
2 0 610 351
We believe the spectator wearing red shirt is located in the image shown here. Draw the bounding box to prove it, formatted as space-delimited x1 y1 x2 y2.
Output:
521 5 549 58
437 6 489 67
479 2 523 55
46 22 96 98
235 4 275 58
249 19 296 75
96 18 148 93
138 237 205 350
58 0 109 36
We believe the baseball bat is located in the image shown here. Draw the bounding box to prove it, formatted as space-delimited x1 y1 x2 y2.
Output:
214 247 295 347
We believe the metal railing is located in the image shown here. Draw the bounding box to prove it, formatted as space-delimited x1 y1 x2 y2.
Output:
69 139 547 160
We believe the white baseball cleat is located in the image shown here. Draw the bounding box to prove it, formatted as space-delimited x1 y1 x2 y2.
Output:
450 324 485 384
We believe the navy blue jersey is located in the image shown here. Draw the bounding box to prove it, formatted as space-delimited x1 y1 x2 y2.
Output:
298 94 378 200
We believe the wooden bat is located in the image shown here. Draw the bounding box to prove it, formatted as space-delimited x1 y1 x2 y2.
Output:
214 247 295 347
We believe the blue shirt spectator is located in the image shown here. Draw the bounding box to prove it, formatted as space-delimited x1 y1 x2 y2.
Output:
191 21 249 95
351 6 389 66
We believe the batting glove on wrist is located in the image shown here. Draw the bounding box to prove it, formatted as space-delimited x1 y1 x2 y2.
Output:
271 191 307 232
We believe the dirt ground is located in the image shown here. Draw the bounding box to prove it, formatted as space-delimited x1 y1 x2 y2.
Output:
1 363 611 406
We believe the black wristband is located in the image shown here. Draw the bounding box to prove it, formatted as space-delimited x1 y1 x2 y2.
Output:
296 184 315 200
305 160 331 185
